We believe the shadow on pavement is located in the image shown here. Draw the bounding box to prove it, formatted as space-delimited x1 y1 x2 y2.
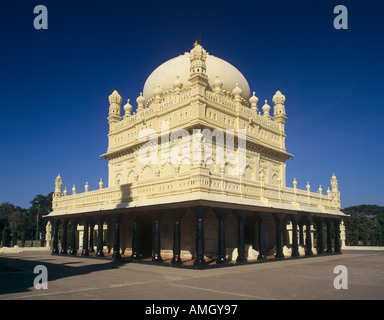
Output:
0 253 126 296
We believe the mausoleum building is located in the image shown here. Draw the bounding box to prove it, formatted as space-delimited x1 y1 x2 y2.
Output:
47 41 346 266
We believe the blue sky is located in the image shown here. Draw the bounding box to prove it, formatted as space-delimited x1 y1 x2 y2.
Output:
0 0 383 209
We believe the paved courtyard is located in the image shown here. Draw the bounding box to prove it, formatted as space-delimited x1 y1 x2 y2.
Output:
0 250 383 300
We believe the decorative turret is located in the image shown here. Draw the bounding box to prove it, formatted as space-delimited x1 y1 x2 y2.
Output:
272 87 287 150
292 178 297 189
262 100 271 118
272 87 287 124
189 39 207 77
123 99 132 117
188 40 209 96
232 83 242 102
212 76 223 93
331 173 338 193
136 92 145 111
54 174 62 197
330 173 341 209
172 76 183 93
249 91 259 112
108 87 122 128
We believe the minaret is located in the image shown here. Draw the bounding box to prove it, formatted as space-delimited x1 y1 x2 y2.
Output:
53 174 62 208
330 173 341 209
272 87 287 124
188 39 209 97
54 174 62 197
108 87 122 131
331 173 339 193
272 87 287 150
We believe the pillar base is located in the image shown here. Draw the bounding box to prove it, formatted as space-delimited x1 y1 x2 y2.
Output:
275 252 285 260
112 252 121 260
194 258 206 266
216 257 228 264
171 257 183 265
130 253 140 261
95 251 104 257
236 255 247 263
257 254 267 261
152 255 163 263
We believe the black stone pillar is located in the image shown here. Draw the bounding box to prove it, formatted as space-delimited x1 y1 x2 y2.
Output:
291 216 300 258
152 213 162 262
131 214 139 260
193 207 209 266
112 215 121 260
305 217 313 256
69 219 78 255
82 219 89 256
257 213 268 261
52 220 59 255
274 214 285 259
236 211 247 263
316 218 324 254
96 217 104 257
334 219 342 254
89 223 95 253
299 222 304 247
170 211 183 265
326 219 333 254
215 209 229 264
60 219 68 255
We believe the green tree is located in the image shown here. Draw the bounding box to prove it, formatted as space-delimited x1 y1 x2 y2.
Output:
1 222 11 247
342 205 384 246
0 193 53 245
28 193 53 242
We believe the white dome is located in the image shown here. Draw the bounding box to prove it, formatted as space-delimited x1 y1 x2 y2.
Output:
143 52 250 101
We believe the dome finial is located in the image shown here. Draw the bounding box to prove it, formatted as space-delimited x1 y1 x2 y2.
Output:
193 38 200 47
262 100 271 118
212 75 223 93
136 92 146 110
249 91 259 111
123 99 132 116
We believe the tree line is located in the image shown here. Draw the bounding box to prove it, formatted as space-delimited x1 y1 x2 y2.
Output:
0 193 52 247
342 204 384 246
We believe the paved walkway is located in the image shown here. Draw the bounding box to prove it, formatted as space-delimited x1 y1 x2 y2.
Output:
0 250 383 300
